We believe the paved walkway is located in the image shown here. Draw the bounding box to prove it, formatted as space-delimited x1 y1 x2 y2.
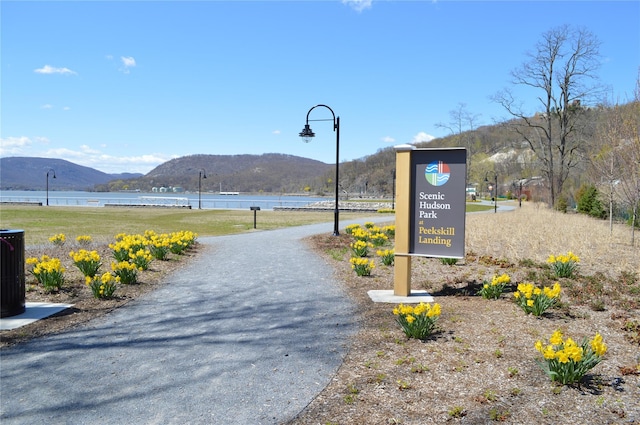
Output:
0 218 389 425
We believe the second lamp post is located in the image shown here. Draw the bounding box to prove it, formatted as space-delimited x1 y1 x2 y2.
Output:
198 169 207 210
484 172 498 213
46 168 56 206
300 104 340 236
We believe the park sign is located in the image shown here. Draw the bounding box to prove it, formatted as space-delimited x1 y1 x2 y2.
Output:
410 148 466 258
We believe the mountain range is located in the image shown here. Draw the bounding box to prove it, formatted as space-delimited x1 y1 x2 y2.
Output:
0 157 142 191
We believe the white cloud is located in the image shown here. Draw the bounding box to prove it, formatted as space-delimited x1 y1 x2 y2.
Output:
80 144 101 154
34 65 77 75
0 136 32 155
272 130 281 135
44 146 173 173
342 0 373 12
410 132 435 144
120 56 136 73
0 137 174 174
381 136 396 144
41 104 53 109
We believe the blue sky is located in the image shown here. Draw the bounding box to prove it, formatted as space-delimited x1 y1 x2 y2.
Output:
1 0 638 174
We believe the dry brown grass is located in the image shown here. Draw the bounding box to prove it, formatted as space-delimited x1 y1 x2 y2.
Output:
466 202 640 278
289 202 640 425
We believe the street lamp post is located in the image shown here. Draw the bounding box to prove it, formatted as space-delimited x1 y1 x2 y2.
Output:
198 169 207 209
518 179 523 208
300 104 340 236
46 168 56 206
484 172 498 213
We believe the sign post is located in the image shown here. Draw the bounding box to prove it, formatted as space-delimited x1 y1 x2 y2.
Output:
393 146 467 296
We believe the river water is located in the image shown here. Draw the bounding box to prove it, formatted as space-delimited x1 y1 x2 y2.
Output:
0 190 327 210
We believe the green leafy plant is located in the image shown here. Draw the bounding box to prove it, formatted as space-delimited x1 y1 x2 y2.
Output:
376 248 395 266
478 273 511 299
440 257 458 265
350 240 372 257
514 282 561 316
86 272 118 299
393 302 440 340
448 406 466 418
349 257 374 276
344 223 362 235
168 230 198 254
369 232 388 246
69 249 102 278
49 233 66 246
350 227 370 242
382 225 395 238
129 249 153 271
534 329 608 385
145 231 172 260
111 261 139 284
75 235 92 246
25 255 65 292
547 251 580 278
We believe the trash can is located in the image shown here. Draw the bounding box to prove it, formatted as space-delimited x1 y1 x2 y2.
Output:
1 229 26 317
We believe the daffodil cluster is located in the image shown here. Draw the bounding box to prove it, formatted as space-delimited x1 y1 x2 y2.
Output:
26 255 65 292
547 251 580 278
145 230 171 260
350 240 373 257
478 273 511 299
344 223 362 235
129 249 153 270
109 234 147 261
85 272 117 299
376 248 395 266
69 249 102 277
534 329 607 384
168 230 198 255
381 225 395 238
369 232 389 247
75 235 92 246
349 257 375 276
351 227 370 242
513 282 561 316
49 233 66 246
393 302 441 340
111 261 139 284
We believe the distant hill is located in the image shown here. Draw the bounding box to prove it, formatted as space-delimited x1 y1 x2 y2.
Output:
108 153 332 193
0 157 142 191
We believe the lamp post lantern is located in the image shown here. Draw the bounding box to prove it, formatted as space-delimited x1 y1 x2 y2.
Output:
198 169 207 209
46 168 56 206
484 172 498 213
300 104 340 236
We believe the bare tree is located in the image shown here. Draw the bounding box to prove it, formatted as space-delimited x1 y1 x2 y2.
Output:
436 102 482 189
614 81 640 245
590 74 640 244
493 25 602 207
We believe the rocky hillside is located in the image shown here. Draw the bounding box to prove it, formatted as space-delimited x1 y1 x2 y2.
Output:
98 153 332 193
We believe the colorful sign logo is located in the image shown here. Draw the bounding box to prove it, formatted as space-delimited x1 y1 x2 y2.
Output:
424 160 450 186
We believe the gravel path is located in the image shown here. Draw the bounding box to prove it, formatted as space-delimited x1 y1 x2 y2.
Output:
0 218 387 425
